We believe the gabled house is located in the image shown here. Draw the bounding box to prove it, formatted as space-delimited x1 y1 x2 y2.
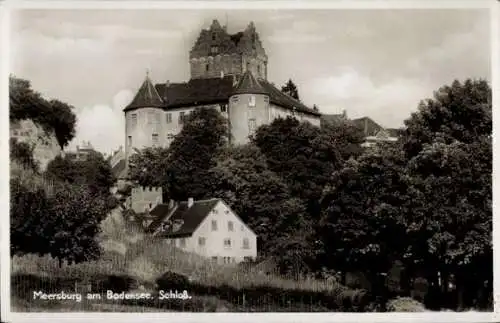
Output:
146 197 257 265
352 116 399 147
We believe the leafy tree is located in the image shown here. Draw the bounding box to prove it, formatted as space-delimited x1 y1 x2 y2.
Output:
252 116 343 217
167 107 228 201
10 176 109 267
403 79 491 158
320 145 411 289
128 146 171 189
46 151 115 198
10 76 77 148
322 119 366 160
280 79 300 101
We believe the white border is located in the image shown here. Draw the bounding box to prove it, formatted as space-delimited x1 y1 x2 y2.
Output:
1 0 498 322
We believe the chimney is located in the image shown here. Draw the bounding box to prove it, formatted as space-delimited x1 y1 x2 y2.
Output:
220 70 224 79
342 110 347 118
187 197 194 208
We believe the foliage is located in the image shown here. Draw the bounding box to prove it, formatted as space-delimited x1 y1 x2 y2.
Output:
252 116 342 210
46 151 116 199
386 297 426 312
166 107 229 201
10 137 39 172
322 118 366 160
11 163 110 266
10 76 76 148
128 146 170 189
280 79 300 101
403 79 491 158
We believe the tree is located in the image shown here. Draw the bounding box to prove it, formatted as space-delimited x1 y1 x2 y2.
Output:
322 118 366 160
166 107 228 201
10 76 77 148
252 116 343 217
10 174 109 267
128 146 171 189
403 79 491 158
320 144 411 291
280 79 300 101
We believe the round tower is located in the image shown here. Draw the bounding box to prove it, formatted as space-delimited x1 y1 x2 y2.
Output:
228 70 269 145
123 72 165 171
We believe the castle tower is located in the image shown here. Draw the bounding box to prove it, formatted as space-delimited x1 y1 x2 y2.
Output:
123 71 165 171
228 70 270 145
189 20 268 80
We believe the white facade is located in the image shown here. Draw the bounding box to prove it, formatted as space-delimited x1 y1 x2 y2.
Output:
164 200 257 265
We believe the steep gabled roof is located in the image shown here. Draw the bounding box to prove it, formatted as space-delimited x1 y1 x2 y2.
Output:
352 116 383 137
148 199 220 238
259 79 321 116
232 70 267 95
123 75 164 112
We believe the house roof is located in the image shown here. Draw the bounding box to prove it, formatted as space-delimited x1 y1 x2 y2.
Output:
123 75 164 112
142 75 320 116
147 198 220 238
352 117 384 137
233 70 267 95
111 159 127 179
321 113 347 127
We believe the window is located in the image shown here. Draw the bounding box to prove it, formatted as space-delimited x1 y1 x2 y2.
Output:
243 238 250 249
179 112 186 124
231 96 239 103
248 95 256 107
152 133 159 145
180 238 186 247
224 238 231 248
212 256 218 262
205 64 209 72
127 136 132 146
131 114 137 127
147 111 155 124
223 257 232 264
167 133 175 140
211 220 217 231
211 46 219 54
166 113 172 124
198 237 206 246
228 221 234 231
257 65 261 75
248 119 256 133
220 104 227 113
212 33 216 41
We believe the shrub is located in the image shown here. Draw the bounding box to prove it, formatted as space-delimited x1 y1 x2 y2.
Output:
156 271 190 291
386 297 426 312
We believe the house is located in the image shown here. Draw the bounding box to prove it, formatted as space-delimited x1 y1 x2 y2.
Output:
145 197 258 265
64 141 96 161
121 19 321 173
351 116 399 147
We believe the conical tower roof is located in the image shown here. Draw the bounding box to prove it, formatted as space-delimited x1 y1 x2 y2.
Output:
123 72 164 112
232 70 268 95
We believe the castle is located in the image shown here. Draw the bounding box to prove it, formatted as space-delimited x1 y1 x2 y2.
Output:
121 19 322 172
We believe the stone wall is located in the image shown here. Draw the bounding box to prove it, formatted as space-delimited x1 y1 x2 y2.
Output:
10 119 61 171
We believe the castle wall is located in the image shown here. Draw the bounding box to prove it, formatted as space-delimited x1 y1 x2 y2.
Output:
190 54 242 79
131 186 163 214
228 93 270 145
10 119 61 171
124 107 166 166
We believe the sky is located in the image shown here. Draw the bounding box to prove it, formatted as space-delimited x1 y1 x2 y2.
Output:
10 8 491 154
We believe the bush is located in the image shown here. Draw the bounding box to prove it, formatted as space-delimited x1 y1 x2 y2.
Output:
386 297 426 312
156 271 190 291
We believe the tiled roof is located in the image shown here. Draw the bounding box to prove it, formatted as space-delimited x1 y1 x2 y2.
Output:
148 199 220 238
123 76 164 112
155 76 234 109
111 159 127 179
386 128 404 138
258 79 321 116
352 117 383 137
233 70 267 95
321 113 347 127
